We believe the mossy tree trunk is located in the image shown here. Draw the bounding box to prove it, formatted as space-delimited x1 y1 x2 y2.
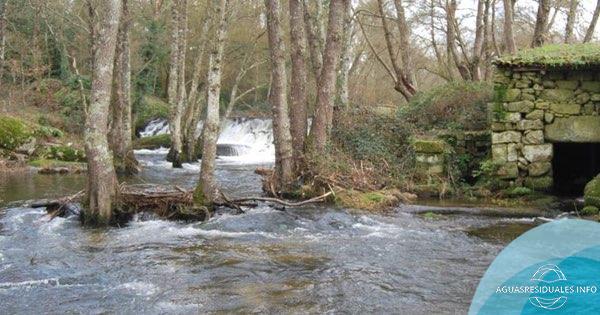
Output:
308 0 347 152
84 0 122 225
181 10 210 163
265 0 294 190
196 0 230 205
167 0 187 168
289 0 308 172
110 0 139 175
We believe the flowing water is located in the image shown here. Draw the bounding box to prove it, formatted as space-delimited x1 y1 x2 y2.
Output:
0 119 538 314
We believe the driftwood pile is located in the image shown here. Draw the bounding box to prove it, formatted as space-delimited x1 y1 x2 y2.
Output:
118 184 209 221
30 183 332 224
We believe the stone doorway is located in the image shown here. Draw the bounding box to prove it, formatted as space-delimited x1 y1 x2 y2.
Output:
552 143 600 196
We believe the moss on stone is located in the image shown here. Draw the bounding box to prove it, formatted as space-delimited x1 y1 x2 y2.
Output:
335 189 404 211
584 175 600 208
0 116 34 150
413 139 446 154
507 186 533 197
524 176 553 192
134 134 171 149
495 43 600 68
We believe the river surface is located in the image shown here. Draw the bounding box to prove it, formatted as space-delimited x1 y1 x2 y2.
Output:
0 151 537 314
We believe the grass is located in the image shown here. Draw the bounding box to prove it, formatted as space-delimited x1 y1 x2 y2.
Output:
29 159 86 168
496 43 600 68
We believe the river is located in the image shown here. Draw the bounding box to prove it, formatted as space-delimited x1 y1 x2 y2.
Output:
0 119 539 314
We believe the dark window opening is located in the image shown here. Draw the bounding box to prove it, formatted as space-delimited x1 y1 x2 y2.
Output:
553 143 600 196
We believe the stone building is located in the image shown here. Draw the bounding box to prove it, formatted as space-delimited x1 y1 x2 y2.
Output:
491 44 600 195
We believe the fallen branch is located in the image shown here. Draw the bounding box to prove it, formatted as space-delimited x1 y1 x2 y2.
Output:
231 191 333 207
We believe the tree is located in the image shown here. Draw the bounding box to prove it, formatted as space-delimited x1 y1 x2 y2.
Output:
584 0 600 43
531 0 550 47
564 0 578 43
181 9 210 163
196 0 230 204
308 0 348 152
289 0 309 169
167 0 188 168
337 1 353 109
502 0 516 54
0 0 7 86
110 0 139 175
84 0 122 224
303 0 325 79
265 0 294 190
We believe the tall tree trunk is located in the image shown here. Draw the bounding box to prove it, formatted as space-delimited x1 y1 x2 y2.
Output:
375 0 415 99
289 0 309 170
196 0 230 205
337 1 352 109
564 0 578 43
446 0 471 80
303 0 323 79
181 11 210 163
472 0 485 81
393 0 414 87
265 0 294 190
308 0 347 152
0 0 7 86
167 0 187 168
502 0 516 54
531 0 550 47
584 0 600 43
111 0 139 175
85 0 122 225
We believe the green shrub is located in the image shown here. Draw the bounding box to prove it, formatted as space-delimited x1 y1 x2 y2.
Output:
0 116 34 150
35 125 64 138
398 81 493 131
581 206 599 216
45 145 86 162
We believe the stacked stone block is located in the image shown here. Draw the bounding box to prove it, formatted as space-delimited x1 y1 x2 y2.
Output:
491 68 600 191
414 139 446 176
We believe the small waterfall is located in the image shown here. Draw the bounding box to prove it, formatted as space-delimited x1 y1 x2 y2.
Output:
139 118 275 163
139 119 170 137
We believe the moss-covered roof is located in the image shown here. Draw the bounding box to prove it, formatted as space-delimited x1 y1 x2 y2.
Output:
495 44 600 68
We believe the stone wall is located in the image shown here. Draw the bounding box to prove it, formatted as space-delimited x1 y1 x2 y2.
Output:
491 68 600 191
413 131 491 183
